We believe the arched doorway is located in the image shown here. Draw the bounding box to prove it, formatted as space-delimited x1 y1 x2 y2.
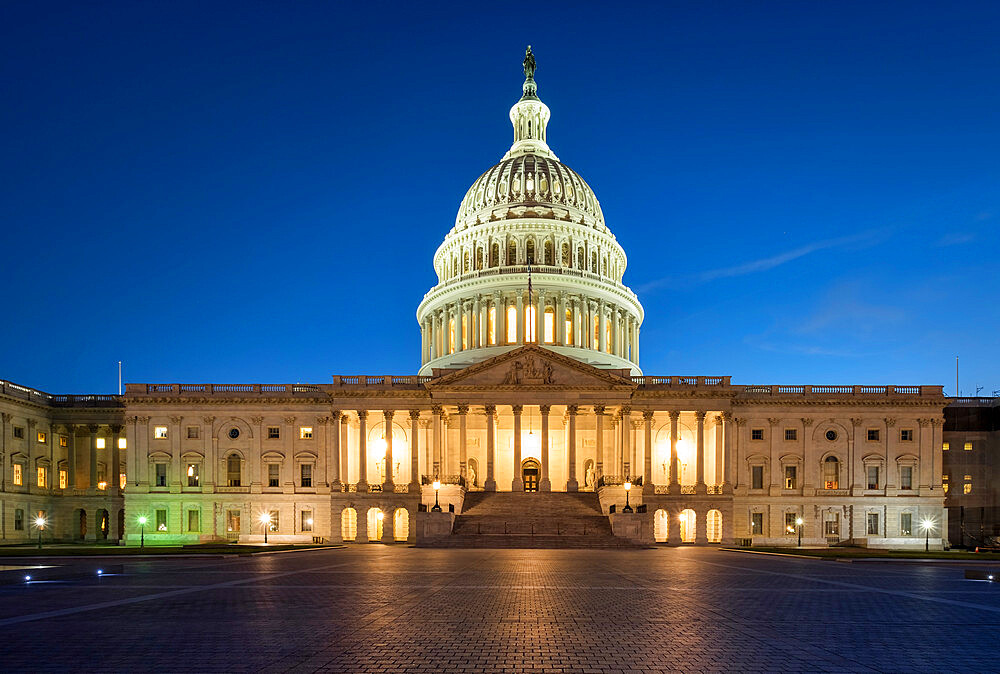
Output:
367 507 383 542
77 509 87 540
679 508 696 543
98 510 109 540
583 459 595 490
341 507 357 542
521 459 540 492
707 509 722 543
394 508 409 541
117 510 125 541
467 458 479 489
654 509 669 542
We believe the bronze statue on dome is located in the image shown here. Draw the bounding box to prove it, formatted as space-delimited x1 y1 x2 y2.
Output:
523 45 536 79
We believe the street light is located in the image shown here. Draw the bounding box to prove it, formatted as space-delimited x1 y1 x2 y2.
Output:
921 518 935 552
432 480 442 512
137 515 147 548
34 516 46 550
796 517 803 547
622 480 633 513
259 512 272 544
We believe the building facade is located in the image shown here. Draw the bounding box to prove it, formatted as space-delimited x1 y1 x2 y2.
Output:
0 48 956 549
942 398 1000 546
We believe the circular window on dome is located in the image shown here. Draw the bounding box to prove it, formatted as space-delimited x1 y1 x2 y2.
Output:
825 430 837 442
228 428 240 440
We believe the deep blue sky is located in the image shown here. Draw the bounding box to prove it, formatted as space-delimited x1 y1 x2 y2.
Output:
2 2 998 394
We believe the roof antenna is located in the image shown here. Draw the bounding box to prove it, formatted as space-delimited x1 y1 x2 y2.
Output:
118 360 123 395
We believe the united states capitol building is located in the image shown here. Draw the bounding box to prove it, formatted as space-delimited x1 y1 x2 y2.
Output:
0 49 955 550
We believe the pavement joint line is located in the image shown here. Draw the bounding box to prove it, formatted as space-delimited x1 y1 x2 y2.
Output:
700 557 1000 615
0 557 369 627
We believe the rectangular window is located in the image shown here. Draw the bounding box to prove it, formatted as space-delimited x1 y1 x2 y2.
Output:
751 428 764 441
37 466 46 488
155 463 167 487
750 512 764 535
13 463 22 486
14 509 24 531
784 465 797 490
867 466 879 490
900 466 913 490
299 427 313 440
824 514 840 536
13 426 24 439
784 428 797 441
227 510 241 533
268 463 280 488
301 511 314 532
784 512 798 535
59 469 67 489
120 472 126 490
59 436 68 447
96 438 106 449
187 426 199 439
227 456 241 487
300 464 312 488
964 481 972 495
268 511 279 532
37 431 47 443
866 513 880 536
154 426 168 439
187 509 200 532
964 442 973 451
867 429 880 442
900 513 912 536
186 463 200 487
155 509 167 531
118 437 126 449
751 465 764 490
267 426 280 439
900 429 913 442
942 442 949 451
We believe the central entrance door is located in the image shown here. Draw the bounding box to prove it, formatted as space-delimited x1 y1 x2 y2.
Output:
522 459 540 492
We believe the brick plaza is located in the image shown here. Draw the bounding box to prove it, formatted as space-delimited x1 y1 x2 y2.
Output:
1 547 999 672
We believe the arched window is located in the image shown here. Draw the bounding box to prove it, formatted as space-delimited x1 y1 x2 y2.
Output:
565 309 573 346
543 307 555 343
602 256 607 276
654 509 669 543
506 306 517 343
393 508 409 541
823 456 840 490
526 239 535 264
341 507 357 542
226 455 241 487
475 247 483 270
544 240 553 265
561 242 570 266
591 252 598 273
463 251 470 273
448 318 455 354
490 243 499 267
367 507 383 542
525 305 536 342
577 247 585 269
508 241 517 265
488 306 496 345
679 509 696 543
707 509 722 543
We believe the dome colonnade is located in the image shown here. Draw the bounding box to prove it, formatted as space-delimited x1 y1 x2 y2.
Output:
417 47 643 375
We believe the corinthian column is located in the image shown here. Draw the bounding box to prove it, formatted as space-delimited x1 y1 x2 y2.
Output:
594 405 605 478
643 410 654 494
484 405 496 491
383 410 394 490
409 410 420 489
540 404 551 491
356 410 368 493
669 411 679 495
696 411 706 494
566 405 579 491
512 405 523 491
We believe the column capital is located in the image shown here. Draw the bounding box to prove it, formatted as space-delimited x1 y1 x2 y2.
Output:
593 404 606 415
668 410 680 421
282 415 295 425
0 412 10 423
620 405 632 417
383 409 395 422
357 410 368 421
456 404 469 415
315 415 330 426
539 404 551 414
566 404 578 415
431 404 443 416
722 411 733 422
801 417 813 426
696 411 707 422
408 409 421 421
86 424 100 434
714 414 724 426
766 416 778 426
642 410 655 422
331 410 342 421
511 404 523 415
884 417 897 426
109 423 124 434
484 404 497 415
169 416 183 425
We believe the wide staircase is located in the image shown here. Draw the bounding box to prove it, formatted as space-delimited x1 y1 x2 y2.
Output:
426 491 644 548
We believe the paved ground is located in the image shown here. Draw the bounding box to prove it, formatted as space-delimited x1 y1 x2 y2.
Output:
0 547 998 672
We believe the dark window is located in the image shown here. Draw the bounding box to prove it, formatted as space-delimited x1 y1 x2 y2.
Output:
900 429 913 442
267 426 280 439
155 463 167 487
867 466 879 490
866 513 879 536
900 466 913 490
187 426 199 439
751 428 764 441
751 512 764 535
751 465 764 490
784 428 797 441
300 464 312 488
867 429 880 442
227 456 241 487
268 463 280 488
784 465 797 490
14 509 24 531
825 430 837 441
13 426 24 439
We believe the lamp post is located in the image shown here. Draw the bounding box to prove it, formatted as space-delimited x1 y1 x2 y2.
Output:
431 480 442 512
137 515 147 548
921 518 934 552
623 480 633 513
34 516 46 550
796 517 803 547
260 512 272 544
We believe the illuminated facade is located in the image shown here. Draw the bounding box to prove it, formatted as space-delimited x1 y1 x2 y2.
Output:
0 49 952 549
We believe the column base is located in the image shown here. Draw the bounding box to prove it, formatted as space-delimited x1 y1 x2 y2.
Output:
485 478 497 492
409 480 421 492
331 480 343 493
512 478 523 492
356 481 369 493
668 483 680 495
540 478 551 492
642 481 655 495
383 481 394 492
695 482 707 495
566 478 579 492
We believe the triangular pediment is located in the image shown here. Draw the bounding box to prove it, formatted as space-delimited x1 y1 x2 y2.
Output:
426 344 635 391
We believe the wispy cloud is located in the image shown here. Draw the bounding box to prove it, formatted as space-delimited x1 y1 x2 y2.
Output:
637 229 887 293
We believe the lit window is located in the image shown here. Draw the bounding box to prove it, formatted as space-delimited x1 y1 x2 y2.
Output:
900 513 912 536
300 464 312 488
525 305 536 342
942 442 949 451
59 470 67 489
96 438 106 449
751 428 764 441
186 463 200 487
120 472 126 490
97 481 107 490
543 309 555 343
824 514 840 536
564 310 573 346
751 465 764 490
37 466 46 488
900 429 913 442
187 426 199 439
155 509 167 531
59 436 67 447
784 428 797 441
866 512 880 536
867 429 880 442
154 426 168 439
118 438 126 449
227 510 241 533
900 466 913 490
268 463 280 488
942 475 949 494
37 431 47 443
13 463 23 486
784 465 796 490
964 442 973 451
785 512 798 534
506 305 517 343
267 426 280 439
268 511 279 532
488 306 496 345
301 511 314 532
963 482 972 495
824 456 840 489
299 427 313 440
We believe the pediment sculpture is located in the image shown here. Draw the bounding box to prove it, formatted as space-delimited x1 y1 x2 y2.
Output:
502 355 554 385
